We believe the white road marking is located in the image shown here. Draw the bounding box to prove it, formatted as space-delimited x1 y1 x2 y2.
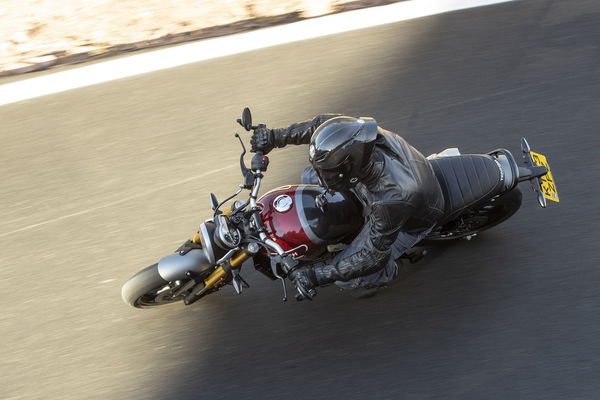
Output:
0 0 514 106
0 0 516 237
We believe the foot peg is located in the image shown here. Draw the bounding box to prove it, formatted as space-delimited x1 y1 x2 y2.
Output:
399 248 428 264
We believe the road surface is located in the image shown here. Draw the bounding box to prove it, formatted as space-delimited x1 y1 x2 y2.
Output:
1 0 599 399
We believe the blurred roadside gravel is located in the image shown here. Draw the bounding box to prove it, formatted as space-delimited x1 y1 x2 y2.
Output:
0 0 401 77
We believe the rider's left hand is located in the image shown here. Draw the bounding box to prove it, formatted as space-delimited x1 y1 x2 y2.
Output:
250 127 275 154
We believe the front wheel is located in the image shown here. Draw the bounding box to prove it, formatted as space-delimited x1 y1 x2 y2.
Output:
424 187 523 242
121 264 192 308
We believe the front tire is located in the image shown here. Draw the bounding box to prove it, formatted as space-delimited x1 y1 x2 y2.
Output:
121 263 189 308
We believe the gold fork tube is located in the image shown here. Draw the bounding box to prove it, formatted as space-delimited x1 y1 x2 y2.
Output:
230 251 250 268
203 250 252 289
203 266 227 288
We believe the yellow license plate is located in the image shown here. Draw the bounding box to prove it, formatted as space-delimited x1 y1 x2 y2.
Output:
530 151 559 202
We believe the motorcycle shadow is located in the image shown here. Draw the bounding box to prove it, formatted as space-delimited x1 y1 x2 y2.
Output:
143 233 506 400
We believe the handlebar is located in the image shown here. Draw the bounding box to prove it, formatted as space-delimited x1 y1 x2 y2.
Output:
235 109 311 298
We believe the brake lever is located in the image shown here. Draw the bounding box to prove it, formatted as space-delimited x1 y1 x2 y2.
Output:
235 133 254 189
270 260 288 302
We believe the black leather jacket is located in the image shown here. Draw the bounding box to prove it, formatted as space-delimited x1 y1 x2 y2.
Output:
273 115 445 285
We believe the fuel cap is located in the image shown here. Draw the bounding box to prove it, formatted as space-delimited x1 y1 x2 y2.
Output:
273 195 293 212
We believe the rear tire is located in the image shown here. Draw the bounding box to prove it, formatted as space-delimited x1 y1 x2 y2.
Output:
121 264 189 308
424 187 522 242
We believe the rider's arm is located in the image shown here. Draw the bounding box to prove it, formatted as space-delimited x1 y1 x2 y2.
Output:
312 200 415 285
272 114 342 148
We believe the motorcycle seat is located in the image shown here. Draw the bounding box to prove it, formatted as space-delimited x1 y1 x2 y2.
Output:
429 154 504 223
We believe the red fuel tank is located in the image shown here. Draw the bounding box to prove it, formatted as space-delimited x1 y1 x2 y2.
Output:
258 184 363 260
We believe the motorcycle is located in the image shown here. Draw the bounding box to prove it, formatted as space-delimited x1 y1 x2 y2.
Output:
121 108 559 308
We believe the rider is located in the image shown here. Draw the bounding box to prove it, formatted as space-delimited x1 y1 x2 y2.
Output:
250 114 445 298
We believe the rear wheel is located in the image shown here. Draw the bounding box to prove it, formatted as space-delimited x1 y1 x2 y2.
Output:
121 264 194 308
425 188 522 242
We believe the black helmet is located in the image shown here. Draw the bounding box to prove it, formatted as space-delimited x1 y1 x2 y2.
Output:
309 116 378 191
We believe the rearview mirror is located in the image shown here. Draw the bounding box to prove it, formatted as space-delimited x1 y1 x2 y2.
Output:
239 107 253 131
210 193 219 211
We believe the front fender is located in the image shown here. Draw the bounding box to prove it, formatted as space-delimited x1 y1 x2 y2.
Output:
157 249 212 281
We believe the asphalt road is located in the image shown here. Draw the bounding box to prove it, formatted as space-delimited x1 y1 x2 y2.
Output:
2 1 600 399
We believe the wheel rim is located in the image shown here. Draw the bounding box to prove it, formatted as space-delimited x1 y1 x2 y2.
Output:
426 188 522 241
429 203 508 239
136 280 190 307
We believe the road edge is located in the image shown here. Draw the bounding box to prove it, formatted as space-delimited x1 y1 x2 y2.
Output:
0 1 403 78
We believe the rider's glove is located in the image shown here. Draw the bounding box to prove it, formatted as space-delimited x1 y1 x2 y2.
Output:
250 127 275 154
288 265 318 300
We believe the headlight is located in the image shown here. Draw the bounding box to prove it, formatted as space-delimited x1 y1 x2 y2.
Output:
199 221 222 264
